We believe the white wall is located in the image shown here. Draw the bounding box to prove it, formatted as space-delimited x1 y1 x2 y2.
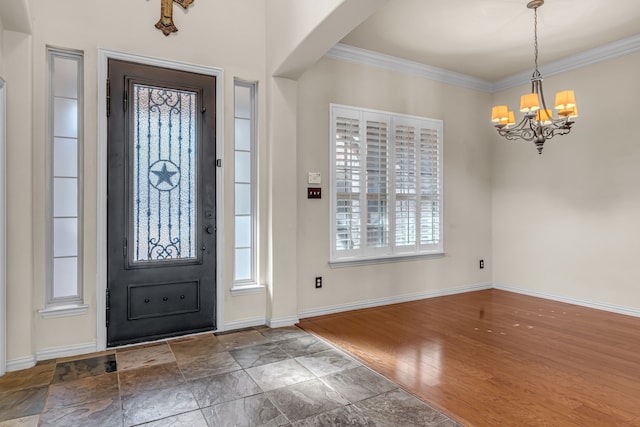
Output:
296 57 494 314
492 52 640 312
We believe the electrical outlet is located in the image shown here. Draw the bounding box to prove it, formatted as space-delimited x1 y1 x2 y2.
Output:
479 259 485 269
315 277 322 288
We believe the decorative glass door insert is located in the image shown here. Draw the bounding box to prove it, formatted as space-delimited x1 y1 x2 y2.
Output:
132 84 197 262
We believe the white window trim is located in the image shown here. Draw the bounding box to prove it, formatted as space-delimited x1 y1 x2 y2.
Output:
39 303 89 319
330 104 444 264
0 77 7 375
230 284 264 297
44 47 85 312
231 79 260 291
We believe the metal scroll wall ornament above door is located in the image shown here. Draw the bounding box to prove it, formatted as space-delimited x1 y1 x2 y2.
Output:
156 0 195 36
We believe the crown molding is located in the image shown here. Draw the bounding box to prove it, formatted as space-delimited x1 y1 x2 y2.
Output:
493 34 640 92
325 43 494 93
326 34 640 94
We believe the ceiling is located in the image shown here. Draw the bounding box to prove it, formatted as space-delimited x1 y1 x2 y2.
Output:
339 0 640 81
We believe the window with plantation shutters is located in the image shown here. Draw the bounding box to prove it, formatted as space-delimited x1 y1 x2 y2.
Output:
331 105 443 263
365 118 389 250
335 115 361 252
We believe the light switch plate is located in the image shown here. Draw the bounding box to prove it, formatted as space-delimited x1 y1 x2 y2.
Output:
308 172 321 185
308 187 321 199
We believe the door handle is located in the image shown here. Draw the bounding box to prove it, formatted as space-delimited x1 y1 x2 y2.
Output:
205 226 214 234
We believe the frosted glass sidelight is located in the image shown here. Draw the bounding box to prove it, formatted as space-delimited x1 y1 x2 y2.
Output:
53 257 78 298
132 84 197 262
234 248 251 281
235 85 251 119
53 217 78 257
54 138 78 177
53 56 78 99
235 151 251 183
235 118 251 151
53 98 78 138
47 48 83 306
53 177 78 217
235 215 251 248
233 80 257 284
235 183 251 215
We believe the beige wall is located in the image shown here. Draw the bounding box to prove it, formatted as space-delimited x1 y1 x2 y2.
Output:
0 20 5 74
4 30 33 361
263 0 388 324
5 0 638 367
266 0 387 78
296 57 494 314
266 0 344 72
6 0 382 365
17 0 268 358
492 52 640 311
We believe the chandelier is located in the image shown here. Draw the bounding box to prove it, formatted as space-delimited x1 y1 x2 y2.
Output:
491 0 578 154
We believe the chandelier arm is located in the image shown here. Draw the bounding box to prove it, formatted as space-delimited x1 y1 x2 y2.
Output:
496 117 536 142
540 120 573 141
539 83 549 113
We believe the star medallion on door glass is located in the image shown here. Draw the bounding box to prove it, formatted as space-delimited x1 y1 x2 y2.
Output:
149 160 180 191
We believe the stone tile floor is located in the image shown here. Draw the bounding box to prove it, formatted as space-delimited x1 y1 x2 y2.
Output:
0 326 462 426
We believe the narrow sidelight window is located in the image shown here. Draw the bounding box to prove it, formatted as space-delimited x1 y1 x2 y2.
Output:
48 48 83 305
233 80 257 284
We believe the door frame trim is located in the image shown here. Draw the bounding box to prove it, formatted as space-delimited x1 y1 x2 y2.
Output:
0 78 6 375
96 49 224 351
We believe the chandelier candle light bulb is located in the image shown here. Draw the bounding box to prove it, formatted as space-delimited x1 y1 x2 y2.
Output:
491 0 578 154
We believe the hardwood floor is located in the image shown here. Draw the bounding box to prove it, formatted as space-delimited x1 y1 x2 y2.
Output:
298 289 640 427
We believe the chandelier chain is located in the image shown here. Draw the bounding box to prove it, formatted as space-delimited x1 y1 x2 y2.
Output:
533 7 539 71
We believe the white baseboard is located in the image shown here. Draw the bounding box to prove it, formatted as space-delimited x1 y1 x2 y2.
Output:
493 283 640 318
267 316 300 328
223 315 298 330
7 342 98 371
298 282 493 319
6 355 36 372
222 317 266 332
36 342 98 362
5 283 635 374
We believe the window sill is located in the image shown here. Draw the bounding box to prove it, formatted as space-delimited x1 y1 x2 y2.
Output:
329 252 446 268
39 303 89 319
230 283 265 297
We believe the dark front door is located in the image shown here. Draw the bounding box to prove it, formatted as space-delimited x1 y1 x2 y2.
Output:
107 59 216 347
